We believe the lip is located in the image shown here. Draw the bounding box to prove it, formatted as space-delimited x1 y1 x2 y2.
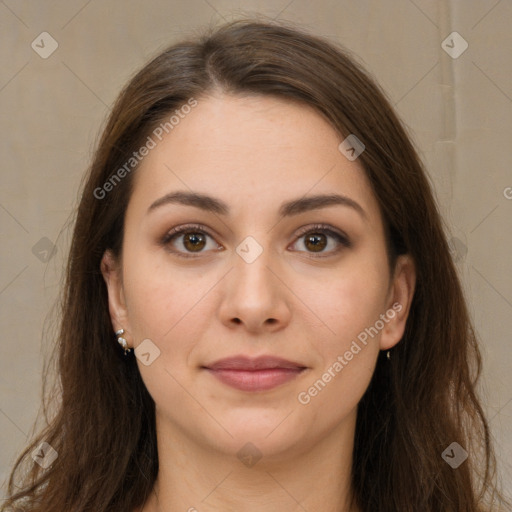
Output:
205 355 307 371
202 355 308 392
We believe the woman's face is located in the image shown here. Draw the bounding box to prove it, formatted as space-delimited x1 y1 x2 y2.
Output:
102 93 414 461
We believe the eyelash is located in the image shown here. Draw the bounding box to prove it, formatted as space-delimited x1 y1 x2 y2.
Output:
160 223 351 259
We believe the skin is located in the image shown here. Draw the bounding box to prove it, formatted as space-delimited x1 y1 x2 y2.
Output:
101 92 416 512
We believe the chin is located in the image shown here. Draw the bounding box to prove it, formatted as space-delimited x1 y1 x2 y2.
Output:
205 412 311 457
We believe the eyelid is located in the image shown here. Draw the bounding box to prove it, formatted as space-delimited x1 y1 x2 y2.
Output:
160 222 351 258
290 223 351 257
160 223 220 258
293 223 350 243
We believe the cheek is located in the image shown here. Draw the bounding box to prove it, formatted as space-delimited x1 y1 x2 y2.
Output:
121 244 210 347
121 250 212 403
302 253 388 395
296 265 386 419
311 256 389 342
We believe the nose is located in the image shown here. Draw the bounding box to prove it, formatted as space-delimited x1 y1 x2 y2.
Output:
217 245 292 334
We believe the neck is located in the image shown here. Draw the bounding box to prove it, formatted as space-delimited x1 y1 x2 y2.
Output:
145 411 360 512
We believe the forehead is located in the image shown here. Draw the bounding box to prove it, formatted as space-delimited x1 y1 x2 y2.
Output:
128 93 381 224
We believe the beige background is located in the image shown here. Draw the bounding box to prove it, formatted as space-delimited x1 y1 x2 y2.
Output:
1 0 511 501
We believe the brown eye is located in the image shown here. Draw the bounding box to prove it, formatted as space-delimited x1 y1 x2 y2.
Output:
304 233 328 252
161 224 220 258
291 224 351 257
182 232 207 252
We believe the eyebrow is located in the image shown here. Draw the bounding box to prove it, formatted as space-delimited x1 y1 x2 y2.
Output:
147 190 367 220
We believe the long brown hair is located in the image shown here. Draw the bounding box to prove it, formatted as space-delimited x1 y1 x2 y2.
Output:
2 18 508 512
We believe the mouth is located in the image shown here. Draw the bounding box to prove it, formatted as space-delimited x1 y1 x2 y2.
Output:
202 355 308 392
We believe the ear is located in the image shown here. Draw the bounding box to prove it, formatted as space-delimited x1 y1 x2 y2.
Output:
100 249 131 342
379 254 416 351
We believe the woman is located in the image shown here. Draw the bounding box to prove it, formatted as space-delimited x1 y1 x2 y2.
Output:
2 18 509 512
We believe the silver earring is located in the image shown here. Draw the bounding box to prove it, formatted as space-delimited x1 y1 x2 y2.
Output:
386 350 391 360
115 328 132 355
